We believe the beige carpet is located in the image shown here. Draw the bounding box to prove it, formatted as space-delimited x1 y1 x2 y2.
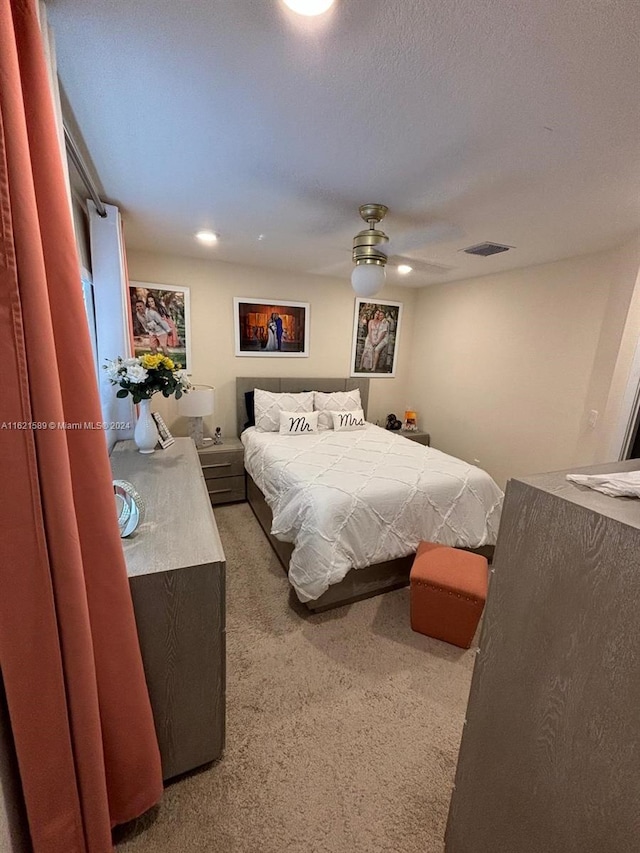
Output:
115 503 475 853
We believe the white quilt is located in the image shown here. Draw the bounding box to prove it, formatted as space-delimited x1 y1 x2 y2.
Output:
242 424 503 602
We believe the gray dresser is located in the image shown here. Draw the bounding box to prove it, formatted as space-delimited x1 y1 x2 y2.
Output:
446 458 640 853
111 439 226 780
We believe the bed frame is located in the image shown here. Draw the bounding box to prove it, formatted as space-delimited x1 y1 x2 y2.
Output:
246 474 414 612
236 377 491 613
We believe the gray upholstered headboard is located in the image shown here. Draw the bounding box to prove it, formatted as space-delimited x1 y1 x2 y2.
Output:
236 377 370 436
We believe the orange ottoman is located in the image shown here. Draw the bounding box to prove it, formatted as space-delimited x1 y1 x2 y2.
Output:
410 541 488 648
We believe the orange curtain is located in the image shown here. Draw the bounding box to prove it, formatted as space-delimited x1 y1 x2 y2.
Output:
0 1 162 851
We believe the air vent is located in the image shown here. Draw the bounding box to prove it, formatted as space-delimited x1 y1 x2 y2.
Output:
462 242 512 257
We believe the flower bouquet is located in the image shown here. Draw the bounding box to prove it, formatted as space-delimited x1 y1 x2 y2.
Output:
105 355 191 452
105 354 190 403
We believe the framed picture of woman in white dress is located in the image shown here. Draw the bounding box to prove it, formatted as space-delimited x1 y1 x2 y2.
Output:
234 298 310 357
350 298 402 378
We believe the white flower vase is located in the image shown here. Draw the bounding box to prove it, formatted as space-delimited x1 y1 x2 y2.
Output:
134 399 158 454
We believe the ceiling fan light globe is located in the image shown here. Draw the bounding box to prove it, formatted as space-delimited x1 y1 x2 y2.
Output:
282 0 335 15
351 263 386 297
195 230 219 245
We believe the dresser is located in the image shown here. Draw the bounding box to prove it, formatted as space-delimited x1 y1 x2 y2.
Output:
110 439 226 780
446 458 640 853
198 437 246 504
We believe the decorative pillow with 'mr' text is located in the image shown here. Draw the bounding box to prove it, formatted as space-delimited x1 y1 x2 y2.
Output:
254 389 314 432
313 389 362 430
279 410 320 435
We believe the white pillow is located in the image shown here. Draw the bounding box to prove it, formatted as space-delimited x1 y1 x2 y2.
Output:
314 389 362 430
254 389 314 432
331 408 366 432
279 410 319 435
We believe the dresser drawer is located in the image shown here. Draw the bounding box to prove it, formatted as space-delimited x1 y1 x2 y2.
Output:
206 475 246 505
201 453 244 479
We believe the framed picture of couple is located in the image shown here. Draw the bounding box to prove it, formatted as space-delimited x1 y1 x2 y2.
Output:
129 281 192 373
350 298 403 378
234 298 310 357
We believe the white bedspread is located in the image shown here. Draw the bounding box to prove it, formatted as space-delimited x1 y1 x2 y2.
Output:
242 424 503 602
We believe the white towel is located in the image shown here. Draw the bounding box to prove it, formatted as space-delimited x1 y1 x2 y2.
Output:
566 471 640 498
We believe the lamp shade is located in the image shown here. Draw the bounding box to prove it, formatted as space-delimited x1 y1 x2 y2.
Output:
178 385 214 417
351 263 386 297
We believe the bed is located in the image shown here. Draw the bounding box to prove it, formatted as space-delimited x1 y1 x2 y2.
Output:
237 378 503 612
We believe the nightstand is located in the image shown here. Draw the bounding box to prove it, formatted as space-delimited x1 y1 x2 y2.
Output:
400 430 431 446
198 437 246 504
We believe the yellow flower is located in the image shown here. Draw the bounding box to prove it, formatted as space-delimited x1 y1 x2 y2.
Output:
140 353 162 369
162 357 175 370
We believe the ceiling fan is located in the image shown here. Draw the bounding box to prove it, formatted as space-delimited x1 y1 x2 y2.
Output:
349 204 457 296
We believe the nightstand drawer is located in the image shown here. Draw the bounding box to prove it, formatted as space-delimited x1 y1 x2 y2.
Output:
201 454 244 479
206 475 246 505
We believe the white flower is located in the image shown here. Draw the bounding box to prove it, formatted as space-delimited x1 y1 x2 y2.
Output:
177 370 192 390
104 358 123 381
125 364 148 384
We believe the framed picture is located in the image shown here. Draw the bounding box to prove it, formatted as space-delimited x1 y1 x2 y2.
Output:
129 281 192 373
350 298 403 378
234 297 309 357
151 412 175 448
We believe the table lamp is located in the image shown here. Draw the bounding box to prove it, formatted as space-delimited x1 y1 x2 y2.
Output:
178 385 215 448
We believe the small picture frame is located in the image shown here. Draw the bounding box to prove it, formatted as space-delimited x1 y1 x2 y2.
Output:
151 412 175 448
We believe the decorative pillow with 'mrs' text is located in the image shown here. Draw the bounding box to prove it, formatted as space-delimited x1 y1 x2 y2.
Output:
330 409 366 432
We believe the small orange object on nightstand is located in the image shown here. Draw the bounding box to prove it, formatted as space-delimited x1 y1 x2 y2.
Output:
410 541 489 649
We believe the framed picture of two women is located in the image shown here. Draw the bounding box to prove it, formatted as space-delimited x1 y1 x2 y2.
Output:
234 298 310 357
350 298 402 377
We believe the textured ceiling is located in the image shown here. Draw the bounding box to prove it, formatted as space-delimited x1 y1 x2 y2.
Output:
49 0 640 286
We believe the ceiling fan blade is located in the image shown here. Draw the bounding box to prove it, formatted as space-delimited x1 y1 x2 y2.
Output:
309 258 352 277
383 221 462 257
387 254 454 276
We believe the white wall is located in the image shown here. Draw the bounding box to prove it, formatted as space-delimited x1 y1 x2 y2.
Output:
407 238 640 488
126 250 418 438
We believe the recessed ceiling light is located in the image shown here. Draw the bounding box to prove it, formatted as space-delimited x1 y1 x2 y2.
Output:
282 0 335 16
195 230 219 245
397 264 413 275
